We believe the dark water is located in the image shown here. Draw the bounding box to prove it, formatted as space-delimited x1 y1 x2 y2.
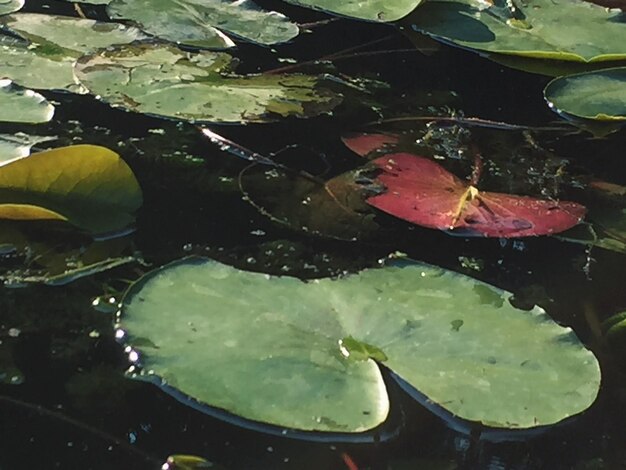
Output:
1 1 626 469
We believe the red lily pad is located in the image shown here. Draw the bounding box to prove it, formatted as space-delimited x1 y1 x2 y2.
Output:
366 153 586 238
342 133 400 158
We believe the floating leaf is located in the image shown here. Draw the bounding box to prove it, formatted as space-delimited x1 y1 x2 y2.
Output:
0 80 54 124
487 53 626 77
544 67 626 121
0 0 23 15
559 180 626 254
0 222 136 286
0 133 57 165
366 153 585 237
341 133 400 158
0 145 142 234
409 0 626 62
75 43 341 123
64 0 111 3
108 0 298 47
283 0 423 22
239 164 380 240
119 257 600 432
0 13 146 92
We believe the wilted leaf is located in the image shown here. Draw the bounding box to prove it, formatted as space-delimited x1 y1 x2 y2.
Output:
341 133 400 158
366 153 585 237
240 164 380 240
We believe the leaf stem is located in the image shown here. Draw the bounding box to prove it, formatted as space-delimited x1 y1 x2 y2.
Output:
365 116 572 132
264 34 397 75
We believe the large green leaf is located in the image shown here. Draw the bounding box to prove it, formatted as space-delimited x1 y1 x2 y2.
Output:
0 80 54 123
75 43 341 124
544 67 626 121
119 258 600 433
0 0 22 15
409 0 626 62
107 0 298 47
0 13 146 92
0 145 142 234
283 0 423 22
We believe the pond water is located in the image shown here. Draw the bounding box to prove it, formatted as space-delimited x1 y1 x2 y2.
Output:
1 1 626 469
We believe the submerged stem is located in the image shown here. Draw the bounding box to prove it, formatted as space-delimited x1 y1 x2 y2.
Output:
365 116 572 132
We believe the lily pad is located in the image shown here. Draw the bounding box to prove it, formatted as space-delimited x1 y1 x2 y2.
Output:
75 43 341 124
0 145 142 234
283 0 423 22
239 164 381 241
0 13 146 92
0 133 57 165
119 257 600 433
0 0 23 15
366 153 586 238
0 80 54 124
544 67 626 121
108 0 298 47
409 0 626 62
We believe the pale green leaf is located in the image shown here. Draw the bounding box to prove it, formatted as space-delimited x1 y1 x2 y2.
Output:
0 0 23 15
544 67 626 121
409 0 626 62
119 258 600 432
75 43 341 124
0 80 54 123
283 0 423 22
0 13 146 92
108 0 298 47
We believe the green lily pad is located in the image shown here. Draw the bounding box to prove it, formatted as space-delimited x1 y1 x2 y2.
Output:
0 145 143 234
0 80 54 123
487 53 626 77
410 0 626 62
0 133 57 164
75 43 341 124
0 13 146 92
119 257 600 433
107 0 298 47
544 67 626 121
0 0 23 15
283 0 423 22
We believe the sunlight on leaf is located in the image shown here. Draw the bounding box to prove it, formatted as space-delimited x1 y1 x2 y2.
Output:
365 153 586 237
108 0 298 47
283 0 423 22
544 67 626 121
0 80 54 124
0 145 142 235
0 133 57 165
119 257 600 432
410 0 626 62
75 43 341 123
0 13 146 92
0 0 22 15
